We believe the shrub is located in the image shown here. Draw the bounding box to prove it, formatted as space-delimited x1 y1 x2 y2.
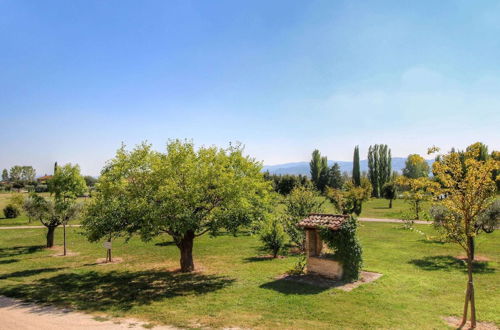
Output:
259 216 288 258
35 184 48 192
319 215 363 282
3 204 20 219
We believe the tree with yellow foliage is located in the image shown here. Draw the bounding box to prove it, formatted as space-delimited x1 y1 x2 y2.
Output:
428 144 499 328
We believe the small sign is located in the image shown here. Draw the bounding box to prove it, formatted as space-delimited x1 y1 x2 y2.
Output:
103 241 112 249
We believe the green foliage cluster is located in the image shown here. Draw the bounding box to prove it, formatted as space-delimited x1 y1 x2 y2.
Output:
402 154 430 179
259 215 288 258
282 186 324 249
325 179 372 216
264 173 310 195
309 150 344 192
367 144 392 197
319 215 363 282
352 146 361 186
3 204 20 218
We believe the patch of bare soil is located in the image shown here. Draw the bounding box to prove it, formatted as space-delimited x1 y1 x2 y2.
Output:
48 246 80 257
278 271 382 292
443 316 498 330
455 255 491 262
94 257 124 265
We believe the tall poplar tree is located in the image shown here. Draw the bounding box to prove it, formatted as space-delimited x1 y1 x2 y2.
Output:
310 149 328 191
368 144 392 197
352 146 361 187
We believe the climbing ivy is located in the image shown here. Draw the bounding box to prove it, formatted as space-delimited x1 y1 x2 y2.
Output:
319 215 363 282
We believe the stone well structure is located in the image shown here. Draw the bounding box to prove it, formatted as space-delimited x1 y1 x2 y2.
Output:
298 213 349 279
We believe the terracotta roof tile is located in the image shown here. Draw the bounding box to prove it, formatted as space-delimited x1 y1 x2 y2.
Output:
297 213 349 230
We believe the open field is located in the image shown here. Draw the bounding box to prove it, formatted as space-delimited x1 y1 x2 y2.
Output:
360 198 432 220
0 222 498 329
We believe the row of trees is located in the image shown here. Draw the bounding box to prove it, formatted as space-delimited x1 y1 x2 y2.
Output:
1 166 36 190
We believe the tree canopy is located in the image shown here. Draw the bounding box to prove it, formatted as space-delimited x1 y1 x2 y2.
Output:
402 154 430 179
82 140 273 272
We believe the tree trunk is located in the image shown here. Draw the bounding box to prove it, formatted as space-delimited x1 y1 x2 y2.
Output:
46 226 56 248
415 201 420 220
470 237 475 261
177 231 195 272
460 237 477 328
63 223 67 256
389 199 393 209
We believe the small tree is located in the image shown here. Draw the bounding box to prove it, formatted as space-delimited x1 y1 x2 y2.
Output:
325 179 372 216
1 169 8 182
327 163 343 189
283 186 324 249
396 176 437 220
46 164 86 252
381 182 397 208
352 146 361 187
402 154 430 178
259 215 288 258
29 194 81 247
428 145 499 328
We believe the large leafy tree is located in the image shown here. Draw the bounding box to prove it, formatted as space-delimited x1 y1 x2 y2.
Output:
402 154 430 178
352 146 361 187
82 140 272 272
367 144 392 197
428 145 499 328
327 163 343 189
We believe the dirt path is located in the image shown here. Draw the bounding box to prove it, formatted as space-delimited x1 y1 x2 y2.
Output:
0 296 176 330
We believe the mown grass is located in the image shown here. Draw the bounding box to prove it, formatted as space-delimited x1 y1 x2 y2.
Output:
0 223 497 329
360 198 432 220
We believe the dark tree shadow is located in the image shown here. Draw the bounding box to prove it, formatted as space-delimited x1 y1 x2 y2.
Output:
154 241 176 247
0 269 235 312
0 268 66 280
260 278 329 295
0 259 19 265
418 239 446 245
409 255 495 274
0 245 45 258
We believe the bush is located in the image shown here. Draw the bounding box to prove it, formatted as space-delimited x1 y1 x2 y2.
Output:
35 184 48 192
259 216 288 258
3 204 20 219
319 215 363 282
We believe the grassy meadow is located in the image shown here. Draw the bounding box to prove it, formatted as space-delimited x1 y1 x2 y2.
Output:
0 222 498 329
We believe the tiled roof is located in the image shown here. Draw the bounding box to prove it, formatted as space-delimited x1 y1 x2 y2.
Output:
297 213 349 230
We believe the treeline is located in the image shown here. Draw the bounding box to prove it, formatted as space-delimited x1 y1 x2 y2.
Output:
1 164 97 193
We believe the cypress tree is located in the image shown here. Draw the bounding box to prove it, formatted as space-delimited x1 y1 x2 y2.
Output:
353 146 361 187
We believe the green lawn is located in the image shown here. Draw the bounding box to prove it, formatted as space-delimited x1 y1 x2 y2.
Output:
360 198 432 220
0 223 498 329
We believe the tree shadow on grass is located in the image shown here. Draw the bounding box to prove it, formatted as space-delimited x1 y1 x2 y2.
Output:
154 241 176 247
0 245 45 258
0 269 235 312
0 259 19 265
260 278 329 295
409 255 495 274
0 267 66 280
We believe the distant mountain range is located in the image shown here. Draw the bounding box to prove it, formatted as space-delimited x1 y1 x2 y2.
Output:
263 157 434 176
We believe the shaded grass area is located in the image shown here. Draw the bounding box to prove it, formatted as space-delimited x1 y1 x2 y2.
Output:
0 223 498 329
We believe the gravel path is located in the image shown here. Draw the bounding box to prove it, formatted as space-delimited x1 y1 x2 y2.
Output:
0 296 175 330
358 218 431 225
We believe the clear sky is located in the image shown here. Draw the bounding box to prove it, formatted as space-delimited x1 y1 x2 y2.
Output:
1 0 499 176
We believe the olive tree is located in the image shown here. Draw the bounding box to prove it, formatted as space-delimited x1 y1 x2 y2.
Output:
82 140 272 272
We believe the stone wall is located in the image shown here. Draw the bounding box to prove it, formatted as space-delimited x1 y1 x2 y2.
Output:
307 256 343 279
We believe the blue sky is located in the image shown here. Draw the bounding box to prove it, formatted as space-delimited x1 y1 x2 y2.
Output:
1 0 499 176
